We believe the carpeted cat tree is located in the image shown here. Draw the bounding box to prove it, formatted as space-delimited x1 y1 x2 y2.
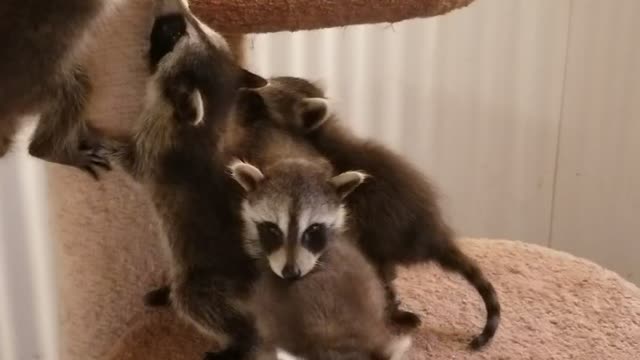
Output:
51 0 640 359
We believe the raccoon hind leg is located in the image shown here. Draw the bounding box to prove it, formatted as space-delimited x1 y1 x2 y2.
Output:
173 273 257 359
378 265 421 330
28 66 111 179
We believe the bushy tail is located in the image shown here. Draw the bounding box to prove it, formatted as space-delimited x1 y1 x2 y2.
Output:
437 245 501 349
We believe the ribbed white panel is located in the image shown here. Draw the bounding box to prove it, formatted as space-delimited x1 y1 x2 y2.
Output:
247 0 573 246
0 123 58 360
551 0 640 282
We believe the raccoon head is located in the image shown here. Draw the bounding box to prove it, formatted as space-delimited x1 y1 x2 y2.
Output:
235 76 331 133
139 0 266 139
229 159 366 280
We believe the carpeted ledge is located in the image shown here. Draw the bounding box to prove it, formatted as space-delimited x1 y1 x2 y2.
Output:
104 238 640 360
189 0 475 33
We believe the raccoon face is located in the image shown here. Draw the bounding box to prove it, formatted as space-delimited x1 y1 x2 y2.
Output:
230 159 366 280
149 0 231 70
144 0 266 130
236 77 331 133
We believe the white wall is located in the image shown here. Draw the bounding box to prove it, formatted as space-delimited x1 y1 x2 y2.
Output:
0 124 57 360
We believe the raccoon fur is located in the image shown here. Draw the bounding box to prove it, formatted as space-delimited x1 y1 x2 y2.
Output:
0 0 128 177
103 1 268 358
233 76 501 350
230 159 412 360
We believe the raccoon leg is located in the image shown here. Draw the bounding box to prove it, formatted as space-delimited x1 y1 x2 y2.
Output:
0 115 20 157
173 274 257 360
28 66 111 179
379 265 421 330
143 285 172 307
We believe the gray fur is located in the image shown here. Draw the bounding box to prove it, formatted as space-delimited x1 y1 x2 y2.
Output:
0 0 118 177
238 161 410 359
233 76 501 349
102 1 268 358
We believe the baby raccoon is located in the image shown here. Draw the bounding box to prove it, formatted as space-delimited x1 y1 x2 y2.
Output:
238 77 501 350
0 0 126 177
105 1 267 359
230 159 412 360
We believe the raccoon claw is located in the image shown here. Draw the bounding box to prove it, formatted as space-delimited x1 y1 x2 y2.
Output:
78 143 113 180
390 309 422 330
144 286 172 307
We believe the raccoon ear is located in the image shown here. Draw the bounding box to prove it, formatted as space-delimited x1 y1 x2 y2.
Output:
169 86 205 126
329 171 367 199
240 69 268 89
229 161 265 192
300 98 330 132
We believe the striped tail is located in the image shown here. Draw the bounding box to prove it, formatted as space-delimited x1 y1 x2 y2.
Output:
437 245 501 349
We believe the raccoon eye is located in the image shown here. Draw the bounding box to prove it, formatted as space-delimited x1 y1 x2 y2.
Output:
302 223 327 253
257 222 283 253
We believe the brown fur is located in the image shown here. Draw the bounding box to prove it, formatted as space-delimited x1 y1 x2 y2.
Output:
252 238 406 359
103 2 268 359
220 88 327 170
229 160 411 359
0 0 116 177
237 77 501 349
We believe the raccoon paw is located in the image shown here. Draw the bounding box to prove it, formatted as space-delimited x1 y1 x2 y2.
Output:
390 309 422 330
76 141 113 180
143 286 171 307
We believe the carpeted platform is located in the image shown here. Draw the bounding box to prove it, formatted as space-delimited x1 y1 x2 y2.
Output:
98 236 640 360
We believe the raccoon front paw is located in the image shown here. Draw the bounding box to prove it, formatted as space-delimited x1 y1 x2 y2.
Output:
76 141 113 180
390 309 422 330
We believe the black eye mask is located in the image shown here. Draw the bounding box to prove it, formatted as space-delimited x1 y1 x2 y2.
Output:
257 222 284 254
149 14 187 70
302 223 328 254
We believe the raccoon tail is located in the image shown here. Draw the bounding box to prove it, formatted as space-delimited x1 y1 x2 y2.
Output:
437 245 501 350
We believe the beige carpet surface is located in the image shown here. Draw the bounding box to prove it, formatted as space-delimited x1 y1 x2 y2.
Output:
51 157 640 359
94 235 640 360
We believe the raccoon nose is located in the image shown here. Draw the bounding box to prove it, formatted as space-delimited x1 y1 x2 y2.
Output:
281 264 301 280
